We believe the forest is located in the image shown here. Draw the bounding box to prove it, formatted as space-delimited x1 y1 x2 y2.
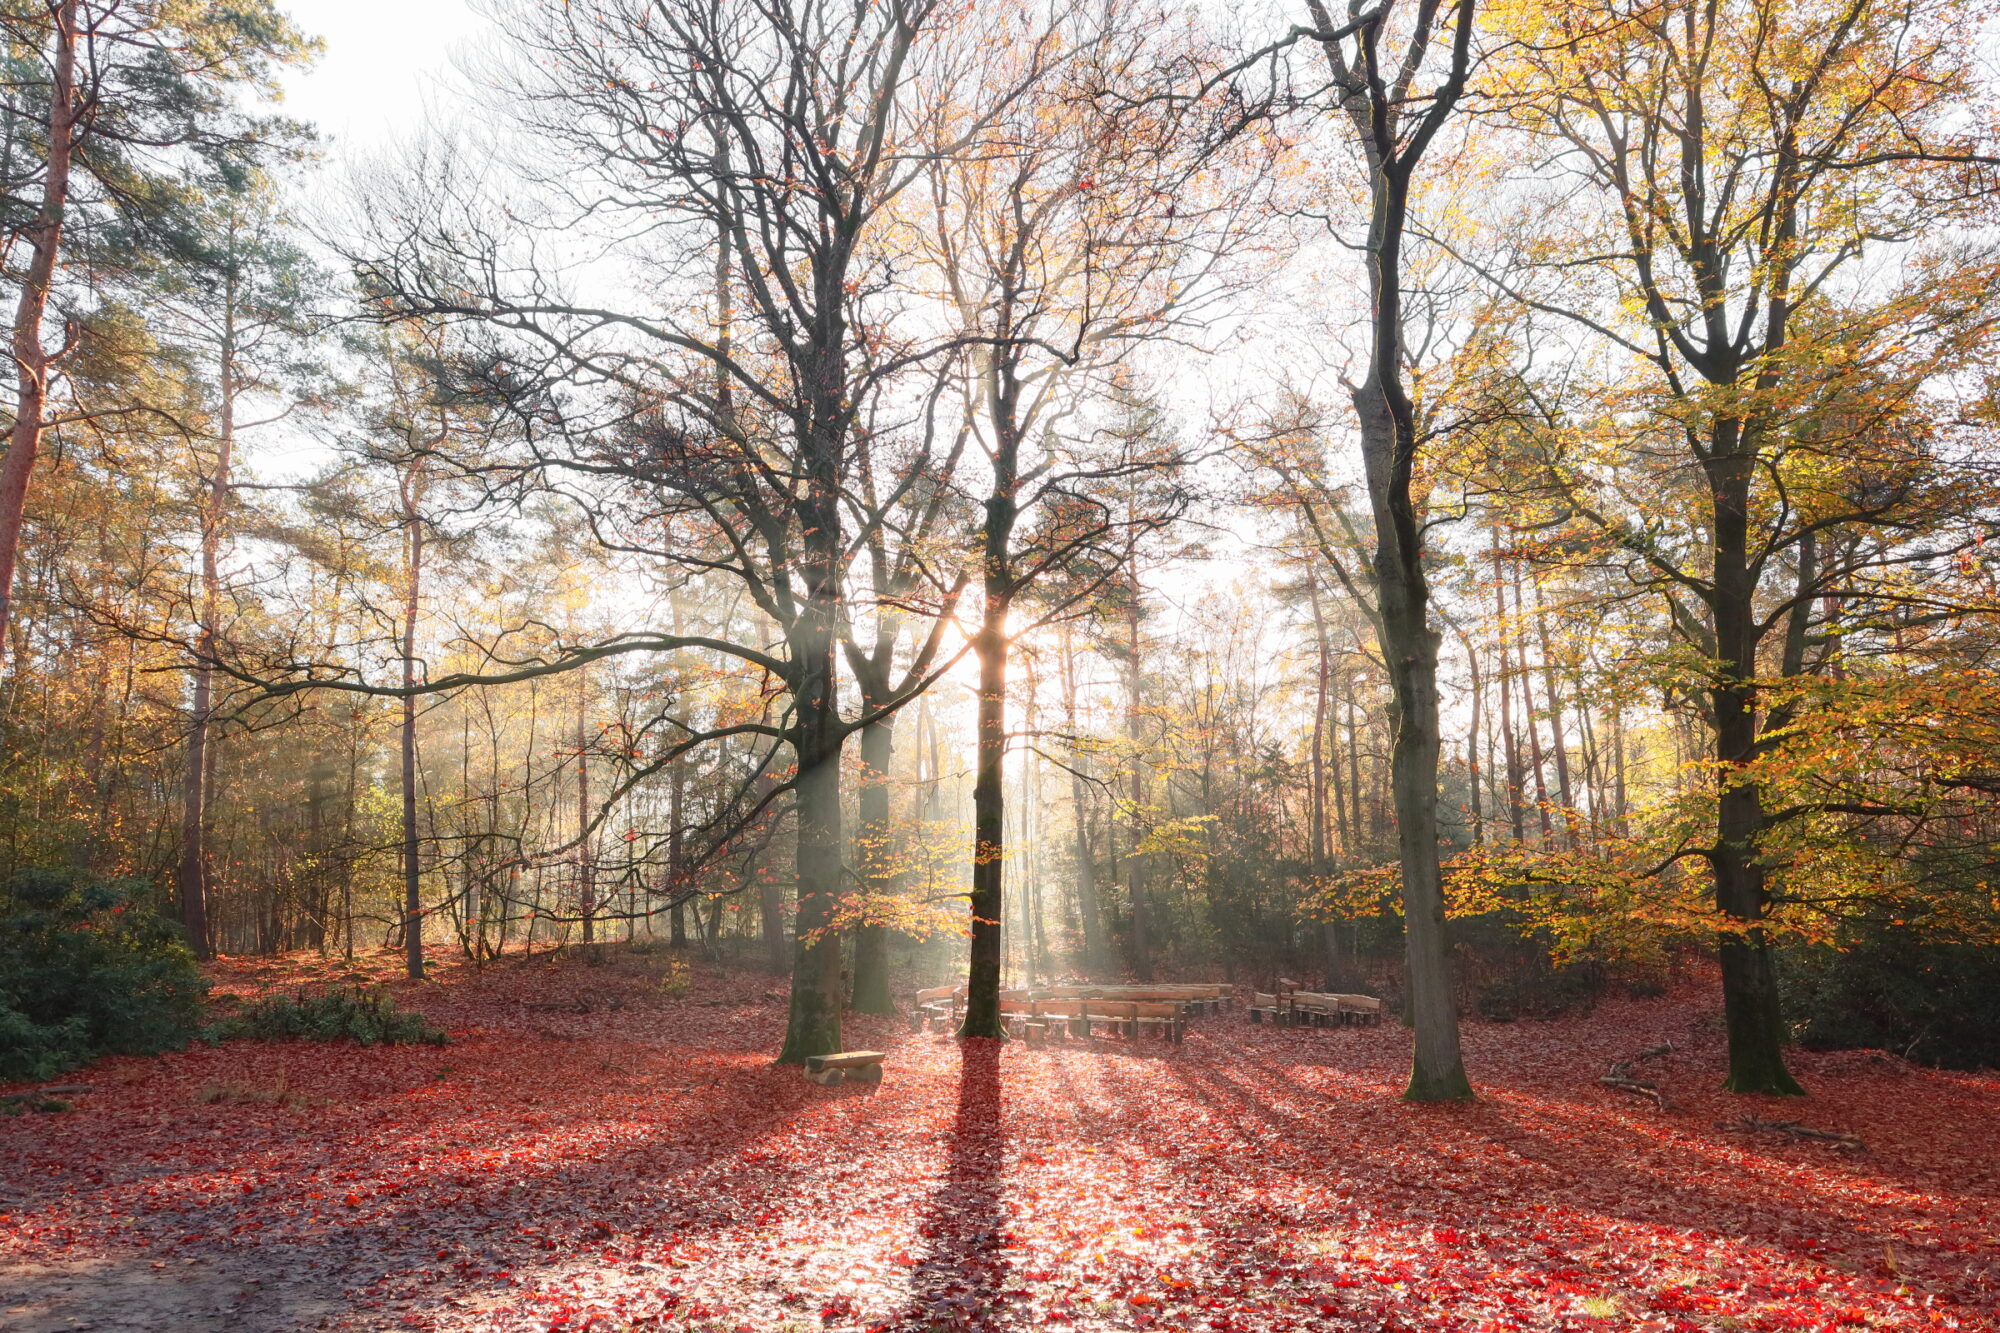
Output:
1 0 1997 1329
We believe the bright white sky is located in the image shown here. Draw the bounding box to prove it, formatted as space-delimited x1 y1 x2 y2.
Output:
276 0 489 155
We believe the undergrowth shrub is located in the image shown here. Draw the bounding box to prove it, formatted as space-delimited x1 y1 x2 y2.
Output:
0 868 209 1080
658 956 693 997
1474 960 1606 1022
226 985 446 1047
1451 912 1610 1021
1782 931 2000 1071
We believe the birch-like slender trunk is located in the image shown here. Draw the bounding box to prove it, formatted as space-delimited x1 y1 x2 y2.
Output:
400 473 426 981
1124 561 1150 982
177 272 237 960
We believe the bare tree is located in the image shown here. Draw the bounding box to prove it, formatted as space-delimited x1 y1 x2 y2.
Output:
909 0 1269 1033
340 0 1010 1060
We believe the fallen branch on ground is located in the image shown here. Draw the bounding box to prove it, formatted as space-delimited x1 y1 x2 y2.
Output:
522 999 624 1014
1716 1115 1863 1150
0 1083 93 1105
1600 1043 1673 1109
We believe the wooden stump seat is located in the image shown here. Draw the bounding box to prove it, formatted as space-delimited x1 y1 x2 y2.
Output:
803 1050 886 1085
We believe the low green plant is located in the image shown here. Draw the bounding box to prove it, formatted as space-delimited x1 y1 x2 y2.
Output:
659 956 693 998
226 984 447 1047
0 868 210 1080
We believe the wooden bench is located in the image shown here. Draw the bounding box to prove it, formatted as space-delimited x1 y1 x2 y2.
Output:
1072 999 1187 1042
1136 984 1231 1014
1045 984 1231 1016
1090 985 1213 1011
999 997 1041 1041
803 1050 886 1085
1256 991 1383 1027
1297 991 1385 1026
1129 1000 1188 1042
1248 991 1285 1024
910 983 1233 1037
1289 992 1335 1026
910 985 964 1032
1329 993 1383 1025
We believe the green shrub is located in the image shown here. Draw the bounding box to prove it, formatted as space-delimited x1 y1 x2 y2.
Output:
226 984 447 1047
0 1000 89 1082
1475 959 1606 1022
0 868 210 1080
1782 931 2000 1071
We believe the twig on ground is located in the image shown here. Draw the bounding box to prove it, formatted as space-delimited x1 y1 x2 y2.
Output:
1716 1114 1864 1150
1600 1043 1673 1109
0 1083 93 1105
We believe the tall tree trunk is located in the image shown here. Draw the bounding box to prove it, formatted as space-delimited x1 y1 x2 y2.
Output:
1533 578 1575 845
1329 670 1351 853
777 474 846 1063
1306 570 1332 871
1491 533 1526 841
962 562 1013 1037
0 0 77 671
1346 686 1364 849
1025 750 1048 984
576 668 594 947
1125 563 1150 981
1455 620 1484 846
400 477 425 981
343 703 359 959
1343 109 1471 1102
177 288 235 960
669 756 688 947
1706 429 1803 1095
1612 707 1629 833
1514 564 1554 842
1060 630 1104 972
749 761 786 971
850 713 897 1013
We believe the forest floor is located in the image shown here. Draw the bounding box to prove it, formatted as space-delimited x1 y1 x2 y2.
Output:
1 948 1996 1333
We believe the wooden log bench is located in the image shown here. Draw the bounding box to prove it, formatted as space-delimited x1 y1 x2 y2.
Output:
1029 998 1088 1038
1090 985 1226 1015
1069 999 1187 1042
1057 985 1230 1017
1000 997 1041 1041
1329 993 1383 1025
910 985 964 1032
803 1050 886 1086
1290 992 1386 1026
1290 992 1338 1027
1253 991 1383 1028
1150 984 1231 1014
910 983 1233 1038
1129 1000 1188 1043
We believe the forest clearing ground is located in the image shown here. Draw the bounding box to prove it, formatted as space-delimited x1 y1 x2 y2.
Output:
1 951 1995 1332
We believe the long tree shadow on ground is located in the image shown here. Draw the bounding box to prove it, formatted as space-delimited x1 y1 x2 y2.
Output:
893 1037 1010 1332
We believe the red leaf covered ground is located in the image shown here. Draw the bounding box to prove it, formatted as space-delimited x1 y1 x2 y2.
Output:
2 951 1995 1332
